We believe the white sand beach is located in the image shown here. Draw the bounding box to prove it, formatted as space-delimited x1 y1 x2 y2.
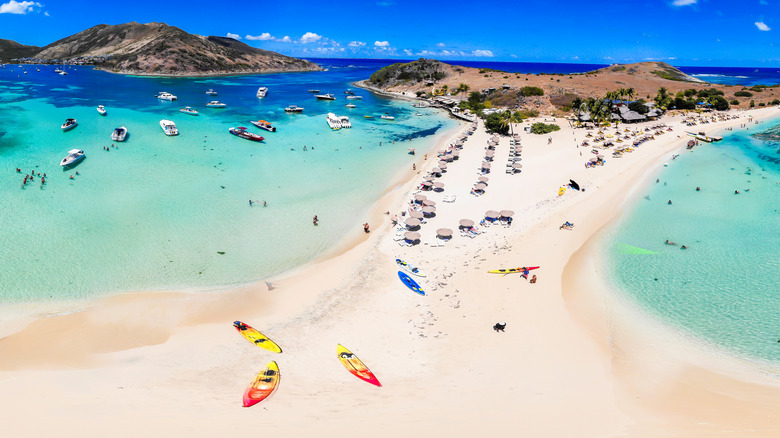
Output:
1 107 779 437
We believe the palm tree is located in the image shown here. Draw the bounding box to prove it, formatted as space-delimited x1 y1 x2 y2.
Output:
655 87 669 106
626 87 635 102
570 97 583 116
458 83 470 95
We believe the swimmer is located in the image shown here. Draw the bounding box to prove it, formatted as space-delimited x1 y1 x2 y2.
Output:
696 187 700 191
667 200 672 205
735 190 740 194
249 200 253 206
665 240 676 245
681 245 687 249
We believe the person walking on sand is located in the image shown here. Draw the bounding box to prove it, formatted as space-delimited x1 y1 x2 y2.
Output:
313 215 318 226
493 322 506 332
363 222 370 233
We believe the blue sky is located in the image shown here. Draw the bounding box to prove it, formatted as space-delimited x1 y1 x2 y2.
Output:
1 0 779 66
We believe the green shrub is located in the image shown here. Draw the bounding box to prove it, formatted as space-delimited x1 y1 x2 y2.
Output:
530 122 561 134
750 100 755 108
628 101 649 114
771 99 780 105
759 102 766 106
709 96 730 111
519 86 544 97
516 109 539 119
730 99 739 105
734 91 753 97
484 113 509 135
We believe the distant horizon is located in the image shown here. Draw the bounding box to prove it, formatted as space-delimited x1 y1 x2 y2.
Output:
2 0 780 68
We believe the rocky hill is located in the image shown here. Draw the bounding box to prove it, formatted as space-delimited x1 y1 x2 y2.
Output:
31 22 320 76
0 39 40 61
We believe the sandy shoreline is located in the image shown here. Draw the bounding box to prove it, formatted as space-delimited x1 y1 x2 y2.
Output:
1 106 779 436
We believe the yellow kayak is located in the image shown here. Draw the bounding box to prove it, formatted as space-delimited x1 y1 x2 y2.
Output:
233 321 283 353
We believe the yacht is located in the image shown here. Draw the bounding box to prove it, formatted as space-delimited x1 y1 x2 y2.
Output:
61 118 78 131
156 92 177 101
179 106 199 115
380 114 395 120
160 120 179 136
326 113 342 130
256 87 268 98
206 89 217 95
111 126 128 142
206 101 226 108
345 95 362 100
97 105 107 116
338 115 351 128
60 149 85 167
229 127 264 142
250 120 276 132
284 105 304 113
316 93 336 100
345 103 356 108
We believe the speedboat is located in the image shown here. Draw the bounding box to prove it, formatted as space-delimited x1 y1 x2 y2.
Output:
97 105 107 116
284 105 304 113
256 87 268 98
58 71 68 76
326 113 342 130
111 126 128 142
60 149 85 167
54 68 62 73
344 89 355 95
307 89 320 93
156 92 177 101
316 93 336 100
61 118 77 131
179 106 199 115
380 114 395 120
250 120 276 132
206 101 226 108
345 103 356 108
206 88 217 95
345 95 362 100
160 119 179 136
229 126 264 142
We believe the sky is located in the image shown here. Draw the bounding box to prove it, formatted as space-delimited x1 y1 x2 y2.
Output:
1 0 780 67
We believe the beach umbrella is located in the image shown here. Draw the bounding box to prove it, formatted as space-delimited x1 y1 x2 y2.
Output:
513 163 523 169
421 181 432 187
474 183 487 190
499 210 515 218
438 160 449 166
438 163 447 169
431 167 442 174
569 179 581 191
404 231 421 240
405 218 421 227
485 150 495 157
485 210 499 219
589 158 598 163
481 162 491 169
408 210 424 219
436 228 453 238
451 151 460 157
422 199 436 206
478 176 489 183
422 206 436 214
433 182 444 189
414 194 427 202
459 219 475 228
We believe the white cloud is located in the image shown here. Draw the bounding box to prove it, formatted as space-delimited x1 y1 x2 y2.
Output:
471 49 494 57
403 49 412 56
671 0 696 5
299 32 322 43
280 36 291 42
436 42 445 47
374 40 390 47
226 33 241 40
510 54 518 58
348 41 366 47
0 1 41 14
246 33 273 41
755 21 771 31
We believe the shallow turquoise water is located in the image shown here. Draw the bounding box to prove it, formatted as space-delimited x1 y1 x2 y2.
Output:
602 120 780 365
0 62 459 301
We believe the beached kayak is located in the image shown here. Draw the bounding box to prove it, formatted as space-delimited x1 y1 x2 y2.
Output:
488 266 540 274
233 321 283 353
395 258 426 277
243 361 280 407
337 344 381 387
398 271 425 295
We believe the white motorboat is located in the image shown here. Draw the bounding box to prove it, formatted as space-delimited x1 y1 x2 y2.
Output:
206 88 217 95
345 95 362 100
326 113 342 130
58 71 68 76
344 89 355 95
316 93 336 100
284 105 304 113
256 87 268 98
97 105 107 116
160 119 179 136
156 91 177 101
345 103 356 108
179 106 199 115
60 149 85 167
206 101 226 108
111 126 128 142
61 118 77 131
250 120 276 132
338 115 351 128
380 114 395 120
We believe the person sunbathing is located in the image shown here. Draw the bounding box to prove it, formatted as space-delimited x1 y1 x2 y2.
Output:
493 322 506 332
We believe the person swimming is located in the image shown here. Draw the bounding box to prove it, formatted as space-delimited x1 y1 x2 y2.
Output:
665 240 676 245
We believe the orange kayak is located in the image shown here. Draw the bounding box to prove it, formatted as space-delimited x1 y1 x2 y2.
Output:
337 344 381 387
243 361 280 407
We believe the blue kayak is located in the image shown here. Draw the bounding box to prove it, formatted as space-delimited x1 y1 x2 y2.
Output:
398 271 425 295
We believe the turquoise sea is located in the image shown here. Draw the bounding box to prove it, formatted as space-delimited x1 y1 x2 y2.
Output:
601 119 780 367
0 60 459 302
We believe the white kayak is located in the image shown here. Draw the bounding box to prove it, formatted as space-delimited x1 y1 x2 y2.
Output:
395 258 426 277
